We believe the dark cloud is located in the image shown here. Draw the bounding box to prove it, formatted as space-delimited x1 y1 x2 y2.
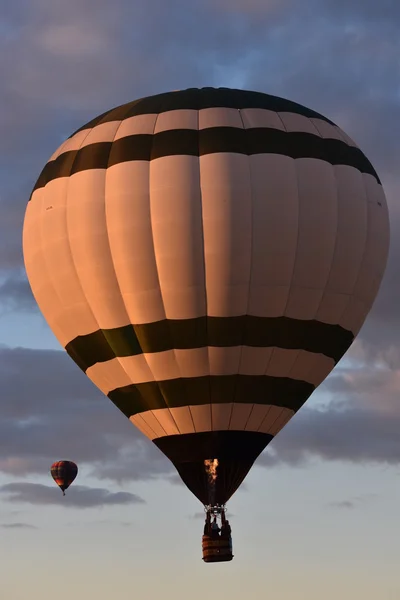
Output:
258 359 400 469
0 346 173 482
242 11 400 182
0 522 37 529
0 482 145 508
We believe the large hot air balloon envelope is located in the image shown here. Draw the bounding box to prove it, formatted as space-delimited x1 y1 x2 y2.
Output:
51 460 78 495
24 87 389 512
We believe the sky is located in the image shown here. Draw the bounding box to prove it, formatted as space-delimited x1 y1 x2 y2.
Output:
1 1 400 598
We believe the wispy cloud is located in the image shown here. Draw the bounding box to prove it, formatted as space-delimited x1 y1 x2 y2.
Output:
0 522 37 529
327 495 377 510
328 500 355 510
0 482 145 508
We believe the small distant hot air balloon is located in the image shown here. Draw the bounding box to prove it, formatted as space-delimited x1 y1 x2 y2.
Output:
24 88 390 562
50 461 78 496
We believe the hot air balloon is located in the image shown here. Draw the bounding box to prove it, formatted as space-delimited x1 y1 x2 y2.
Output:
23 88 389 562
50 460 78 495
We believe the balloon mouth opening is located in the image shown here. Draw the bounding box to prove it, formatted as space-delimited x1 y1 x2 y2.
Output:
155 430 272 505
204 458 219 505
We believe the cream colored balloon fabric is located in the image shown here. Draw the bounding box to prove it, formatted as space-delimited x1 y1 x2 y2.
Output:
23 88 390 446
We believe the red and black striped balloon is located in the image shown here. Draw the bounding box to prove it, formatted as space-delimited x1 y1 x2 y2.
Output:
50 461 78 495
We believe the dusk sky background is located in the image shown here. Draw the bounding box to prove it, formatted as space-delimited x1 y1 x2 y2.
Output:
1 1 400 598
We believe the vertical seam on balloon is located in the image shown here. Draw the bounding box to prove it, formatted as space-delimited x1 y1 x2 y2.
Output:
350 172 372 331
332 123 353 146
314 163 341 317
275 111 288 132
147 111 181 435
159 127 193 437
362 177 381 313
116 104 171 435
64 127 110 336
58 127 101 346
258 406 284 434
240 403 254 430
260 407 280 435
262 113 293 378
39 126 92 319
197 106 212 434
229 108 253 431
88 101 167 437
309 118 326 140
141 411 167 439
255 405 272 432
270 408 290 436
187 404 196 435
358 180 388 324
279 154 300 314
100 107 170 433
337 170 370 335
134 412 158 440
132 111 168 434
306 117 324 138
242 403 255 430
310 163 341 379
289 161 341 387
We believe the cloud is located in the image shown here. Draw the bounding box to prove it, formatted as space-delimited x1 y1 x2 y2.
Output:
0 522 37 529
0 272 36 313
328 500 355 509
319 0 400 23
167 474 185 487
66 520 134 527
0 482 145 508
327 494 377 509
258 358 400 469
37 24 108 58
0 346 173 482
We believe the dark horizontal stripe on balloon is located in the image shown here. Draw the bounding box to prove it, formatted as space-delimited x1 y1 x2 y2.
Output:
107 375 314 417
70 87 335 136
32 127 379 193
65 316 353 373
154 430 273 463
